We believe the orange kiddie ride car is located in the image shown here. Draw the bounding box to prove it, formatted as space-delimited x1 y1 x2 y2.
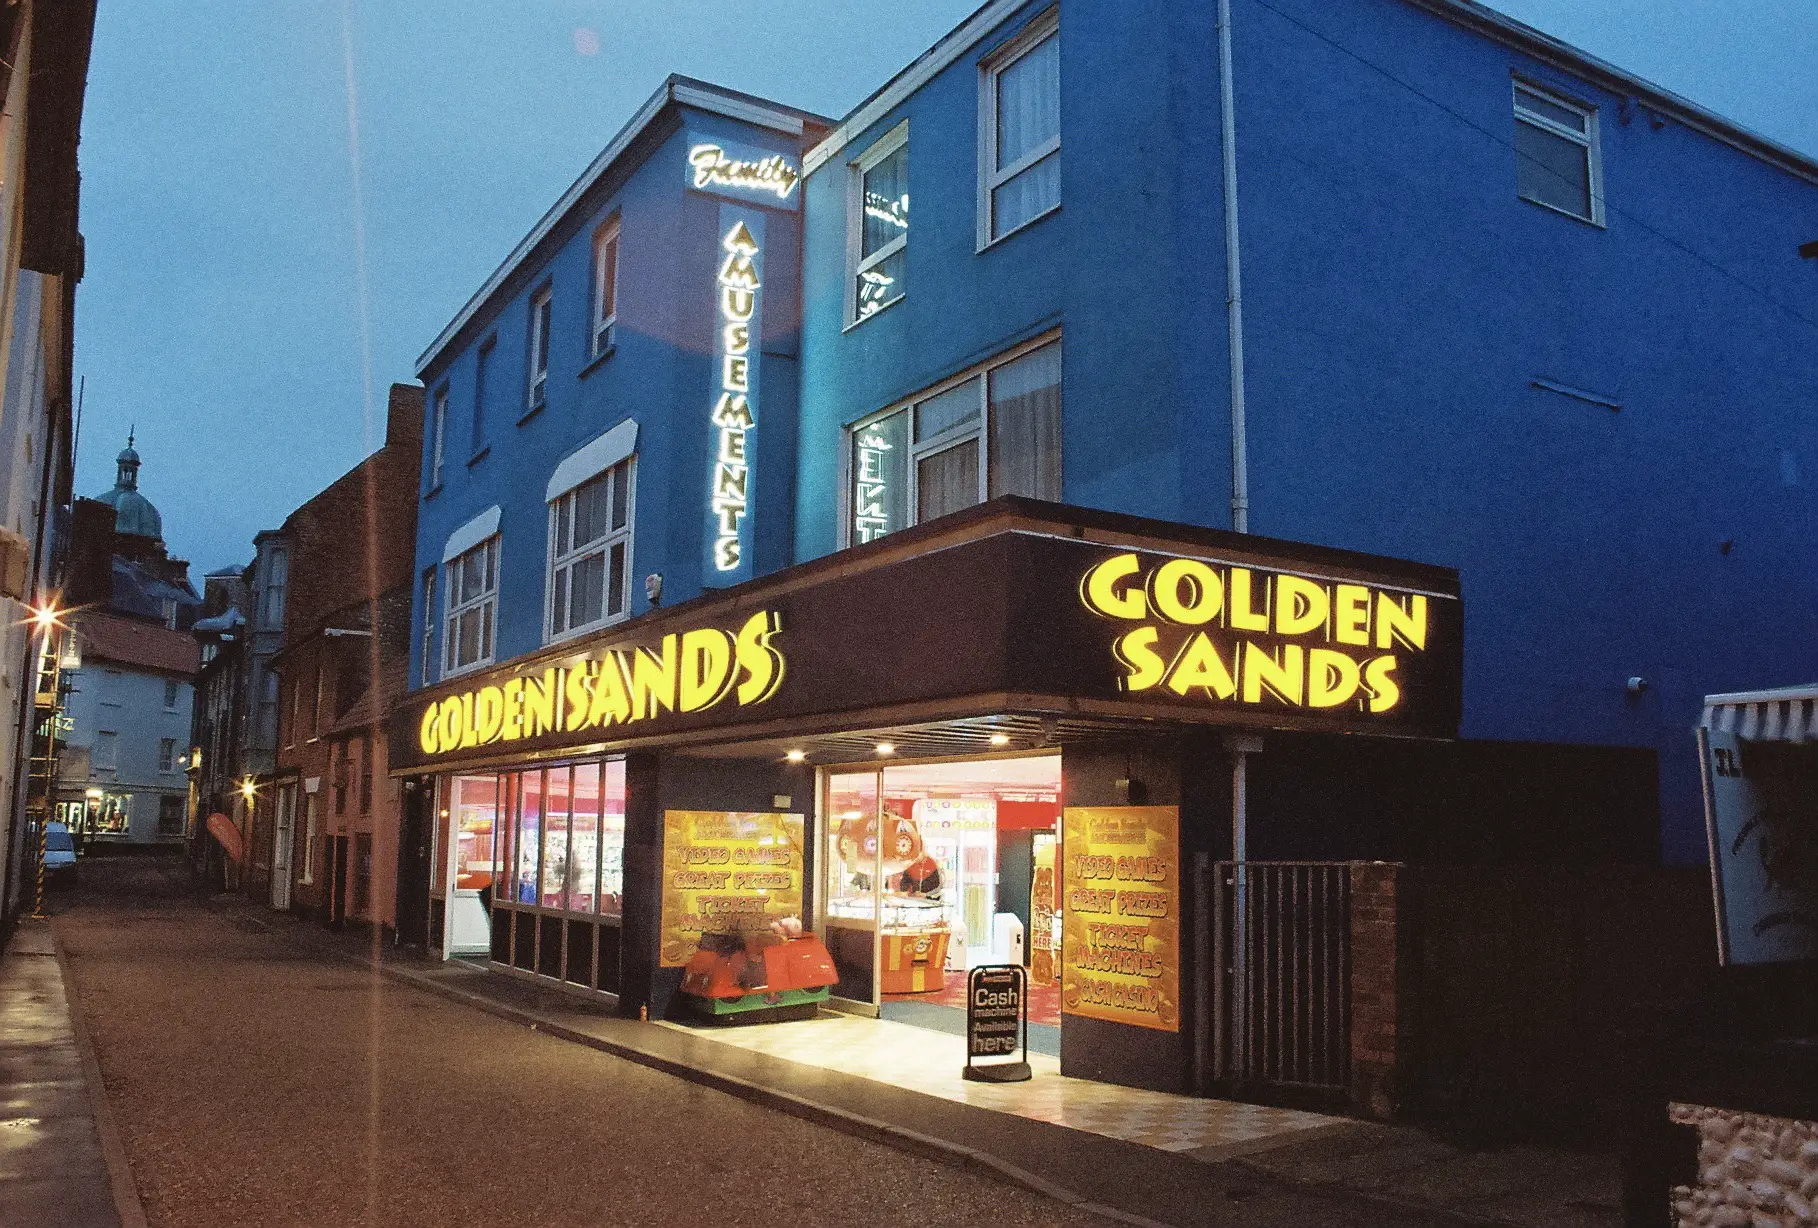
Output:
677 916 838 1020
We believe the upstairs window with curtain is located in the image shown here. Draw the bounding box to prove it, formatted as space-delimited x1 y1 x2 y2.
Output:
848 337 1061 545
548 459 633 639
981 12 1059 244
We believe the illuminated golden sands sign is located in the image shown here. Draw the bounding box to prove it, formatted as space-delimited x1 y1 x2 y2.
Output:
688 144 800 200
711 220 759 573
417 611 784 757
1080 553 1431 715
1061 806 1180 1032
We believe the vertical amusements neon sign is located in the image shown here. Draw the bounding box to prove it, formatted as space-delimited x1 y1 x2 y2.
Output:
709 214 762 576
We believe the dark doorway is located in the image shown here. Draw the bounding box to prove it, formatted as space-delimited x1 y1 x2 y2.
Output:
395 779 431 949
327 835 349 932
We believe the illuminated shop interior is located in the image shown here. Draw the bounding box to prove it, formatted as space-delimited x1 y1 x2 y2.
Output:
824 752 1063 1052
430 758 628 990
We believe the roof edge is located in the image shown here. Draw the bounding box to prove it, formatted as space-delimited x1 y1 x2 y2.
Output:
1400 0 1818 187
416 76 826 377
805 0 1818 188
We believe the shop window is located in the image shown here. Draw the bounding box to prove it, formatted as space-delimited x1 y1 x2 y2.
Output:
443 535 499 676
1514 80 1602 224
94 792 130 835
542 766 572 910
157 795 185 836
599 759 627 919
446 774 500 894
526 284 552 412
849 123 908 324
514 769 544 907
980 11 1060 245
591 219 619 359
847 337 1061 545
546 460 632 640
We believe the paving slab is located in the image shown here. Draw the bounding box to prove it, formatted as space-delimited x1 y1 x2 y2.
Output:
0 919 139 1228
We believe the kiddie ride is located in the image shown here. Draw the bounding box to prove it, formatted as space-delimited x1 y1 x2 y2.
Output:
677 916 838 1022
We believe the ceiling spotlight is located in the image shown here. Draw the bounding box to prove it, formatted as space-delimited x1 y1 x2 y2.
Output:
875 742 895 756
785 749 806 763
989 732 1010 747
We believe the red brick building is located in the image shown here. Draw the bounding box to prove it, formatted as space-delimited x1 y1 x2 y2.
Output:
268 384 421 931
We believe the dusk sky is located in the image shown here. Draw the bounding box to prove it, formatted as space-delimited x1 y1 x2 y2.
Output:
75 1 1818 578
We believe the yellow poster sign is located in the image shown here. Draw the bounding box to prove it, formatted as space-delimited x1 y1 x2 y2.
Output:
1061 806 1180 1032
660 810 804 967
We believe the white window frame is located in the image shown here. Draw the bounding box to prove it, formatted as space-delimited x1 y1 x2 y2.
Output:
1512 79 1604 227
163 678 181 711
839 330 1061 547
429 385 448 489
591 219 620 360
845 120 910 328
158 738 177 774
527 286 552 411
94 730 118 774
442 535 500 679
977 8 1061 249
544 458 636 643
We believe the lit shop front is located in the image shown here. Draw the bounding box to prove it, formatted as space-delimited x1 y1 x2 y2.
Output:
390 498 1461 1092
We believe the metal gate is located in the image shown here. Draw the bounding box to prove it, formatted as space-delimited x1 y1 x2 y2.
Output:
1212 860 1353 1096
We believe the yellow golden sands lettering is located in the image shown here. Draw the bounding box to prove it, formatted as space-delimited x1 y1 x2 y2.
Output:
1375 592 1427 651
629 635 678 720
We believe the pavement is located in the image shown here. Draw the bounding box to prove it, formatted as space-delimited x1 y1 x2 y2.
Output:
0 917 141 1228
23 854 1626 1227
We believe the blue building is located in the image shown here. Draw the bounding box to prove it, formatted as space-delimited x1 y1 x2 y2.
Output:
392 4 1818 1112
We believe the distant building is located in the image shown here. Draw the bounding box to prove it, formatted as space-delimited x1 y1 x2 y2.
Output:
55 612 197 843
56 438 202 846
0 0 97 926
265 383 421 930
187 564 249 885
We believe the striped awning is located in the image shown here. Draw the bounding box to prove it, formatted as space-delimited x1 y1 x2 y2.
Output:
1701 685 1818 742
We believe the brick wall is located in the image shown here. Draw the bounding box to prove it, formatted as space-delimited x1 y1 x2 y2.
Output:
1349 861 1408 1120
